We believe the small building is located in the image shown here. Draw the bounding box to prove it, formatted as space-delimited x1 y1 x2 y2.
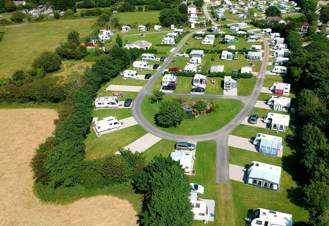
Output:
210 65 224 73
246 161 282 191
190 50 205 59
170 150 195 175
264 112 290 132
271 66 287 75
247 208 293 226
121 25 131 32
224 76 237 96
93 116 122 136
192 74 207 89
201 34 215 45
221 50 233 60
133 60 149 70
142 53 158 61
161 73 177 89
161 36 175 45
98 29 113 42
123 70 138 79
138 25 146 32
267 96 291 112
154 24 162 31
270 82 291 96
247 51 262 60
94 96 119 108
253 133 283 156
124 40 152 50
241 66 253 74
223 34 235 43
251 44 262 51
184 63 198 73
274 57 289 66
188 5 197 15
190 191 215 223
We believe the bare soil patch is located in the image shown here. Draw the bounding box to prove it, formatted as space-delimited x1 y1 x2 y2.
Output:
0 108 137 226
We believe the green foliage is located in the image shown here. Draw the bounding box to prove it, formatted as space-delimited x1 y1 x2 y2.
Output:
155 101 185 128
97 13 110 27
194 100 207 113
320 5 329 23
10 11 26 23
56 31 87 60
265 6 282 17
159 8 188 27
194 0 203 8
178 3 187 14
150 90 164 103
116 35 123 47
133 156 193 226
33 51 62 73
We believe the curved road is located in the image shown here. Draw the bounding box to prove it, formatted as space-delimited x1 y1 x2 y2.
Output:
132 11 270 182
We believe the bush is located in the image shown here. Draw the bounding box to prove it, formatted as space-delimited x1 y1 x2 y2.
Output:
194 100 207 113
56 31 87 60
80 8 102 17
150 90 164 103
10 11 26 23
0 18 11 25
54 11 61 19
265 6 282 17
33 52 62 73
155 101 185 128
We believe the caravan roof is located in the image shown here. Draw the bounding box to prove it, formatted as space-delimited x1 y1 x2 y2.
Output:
247 161 282 185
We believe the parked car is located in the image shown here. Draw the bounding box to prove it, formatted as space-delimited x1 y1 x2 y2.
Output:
153 64 160 69
190 183 204 194
124 98 133 107
248 114 259 124
175 141 196 151
162 82 176 90
160 56 166 61
144 73 152 79
191 87 205 93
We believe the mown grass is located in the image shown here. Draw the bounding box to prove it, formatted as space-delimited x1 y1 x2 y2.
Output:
0 18 95 78
109 76 147 86
238 77 257 96
229 146 308 225
85 125 147 160
112 11 160 25
141 96 243 135
92 108 132 120
206 77 223 94
143 139 176 162
175 77 192 93
192 141 222 226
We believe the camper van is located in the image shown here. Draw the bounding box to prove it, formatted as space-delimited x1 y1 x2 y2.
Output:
95 96 119 108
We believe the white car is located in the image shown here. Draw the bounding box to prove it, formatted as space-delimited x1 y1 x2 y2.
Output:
190 183 204 195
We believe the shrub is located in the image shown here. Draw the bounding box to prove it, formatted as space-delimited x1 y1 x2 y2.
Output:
54 11 61 19
150 90 164 103
80 8 102 17
155 101 185 128
194 100 207 113
33 52 62 73
56 31 87 60
10 11 26 23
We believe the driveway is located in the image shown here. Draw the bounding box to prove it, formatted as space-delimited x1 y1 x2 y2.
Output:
107 85 143 92
229 164 245 183
124 133 162 153
228 135 257 152
240 117 267 129
254 100 271 110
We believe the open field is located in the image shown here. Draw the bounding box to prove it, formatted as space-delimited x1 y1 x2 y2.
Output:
0 18 95 78
112 11 160 25
141 96 243 135
0 108 137 225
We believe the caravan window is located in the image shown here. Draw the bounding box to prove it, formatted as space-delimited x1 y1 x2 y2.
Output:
252 179 257 185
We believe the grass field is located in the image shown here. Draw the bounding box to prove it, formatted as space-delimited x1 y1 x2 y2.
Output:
238 77 257 96
141 96 243 135
85 125 147 159
143 139 176 162
92 108 132 120
229 147 308 225
112 11 160 25
0 18 95 78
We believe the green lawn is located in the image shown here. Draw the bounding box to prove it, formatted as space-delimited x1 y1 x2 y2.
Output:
206 77 223 95
264 74 284 87
229 147 308 225
109 76 147 86
92 108 132 120
0 18 95 78
112 11 160 25
192 141 221 226
141 96 243 135
175 77 192 93
143 139 176 162
85 125 147 160
238 77 257 96
168 56 189 69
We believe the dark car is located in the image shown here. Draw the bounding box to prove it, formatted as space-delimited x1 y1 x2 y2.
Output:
162 82 176 90
191 87 205 93
153 64 160 69
124 98 133 107
175 141 196 151
160 56 166 62
144 73 152 79
248 114 259 124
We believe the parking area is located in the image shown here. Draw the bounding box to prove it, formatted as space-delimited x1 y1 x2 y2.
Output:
229 164 245 183
107 85 143 92
124 133 162 153
228 135 257 152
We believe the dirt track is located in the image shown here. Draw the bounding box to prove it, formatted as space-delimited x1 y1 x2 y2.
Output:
0 109 137 226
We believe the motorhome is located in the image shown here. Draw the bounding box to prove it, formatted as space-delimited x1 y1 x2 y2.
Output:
271 66 287 75
94 96 119 108
142 53 159 61
267 96 291 112
192 74 207 89
253 133 283 156
246 208 293 226
270 82 291 96
264 112 290 132
93 116 122 136
123 70 138 79
201 35 215 45
133 60 149 69
221 50 233 60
